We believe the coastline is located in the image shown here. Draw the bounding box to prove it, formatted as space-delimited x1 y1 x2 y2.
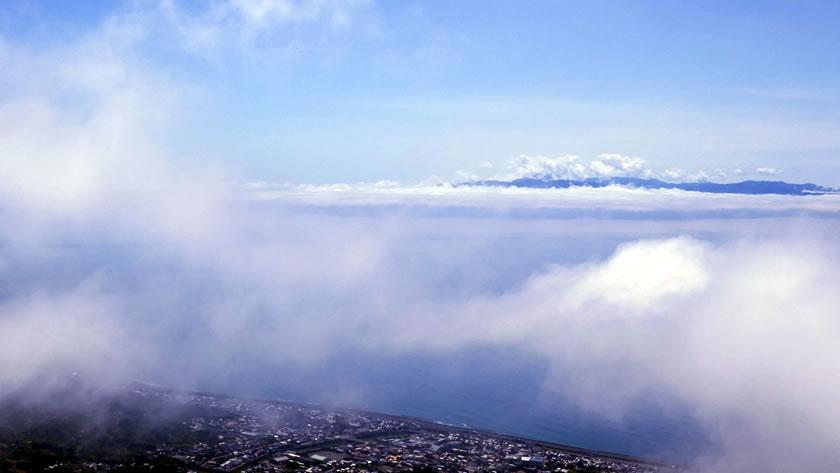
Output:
138 382 680 470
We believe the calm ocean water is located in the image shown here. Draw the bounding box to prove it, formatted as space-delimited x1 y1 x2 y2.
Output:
197 346 711 462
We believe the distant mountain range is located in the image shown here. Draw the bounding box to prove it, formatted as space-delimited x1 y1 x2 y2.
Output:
466 177 836 196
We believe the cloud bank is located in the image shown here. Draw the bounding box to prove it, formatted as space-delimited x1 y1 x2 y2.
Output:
257 180 840 219
469 154 790 184
367 235 840 472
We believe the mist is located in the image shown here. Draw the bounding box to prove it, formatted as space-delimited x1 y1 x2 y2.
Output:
4 184 840 471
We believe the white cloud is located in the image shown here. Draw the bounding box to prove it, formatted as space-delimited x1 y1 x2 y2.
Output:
687 170 710 182
498 154 587 180
491 153 727 183
229 0 368 27
661 168 685 180
455 169 479 181
589 153 646 178
0 278 134 397
365 235 840 472
756 167 784 176
154 0 371 53
564 237 709 314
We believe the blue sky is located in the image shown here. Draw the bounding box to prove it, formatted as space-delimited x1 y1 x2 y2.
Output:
2 0 839 184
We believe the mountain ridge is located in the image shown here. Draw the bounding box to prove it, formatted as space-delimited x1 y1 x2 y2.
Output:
465 177 836 196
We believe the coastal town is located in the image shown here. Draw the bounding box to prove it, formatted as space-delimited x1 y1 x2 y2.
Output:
123 385 678 473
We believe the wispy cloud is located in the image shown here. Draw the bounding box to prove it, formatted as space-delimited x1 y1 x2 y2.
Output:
756 167 784 176
157 0 372 52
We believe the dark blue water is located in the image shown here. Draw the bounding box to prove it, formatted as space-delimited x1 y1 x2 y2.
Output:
196 346 711 462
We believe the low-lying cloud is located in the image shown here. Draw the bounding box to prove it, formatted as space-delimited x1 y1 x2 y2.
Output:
367 235 840 472
5 198 838 472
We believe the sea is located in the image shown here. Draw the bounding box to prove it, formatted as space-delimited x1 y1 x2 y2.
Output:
194 345 712 463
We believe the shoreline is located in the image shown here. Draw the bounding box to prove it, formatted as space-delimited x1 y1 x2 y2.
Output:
137 381 680 469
